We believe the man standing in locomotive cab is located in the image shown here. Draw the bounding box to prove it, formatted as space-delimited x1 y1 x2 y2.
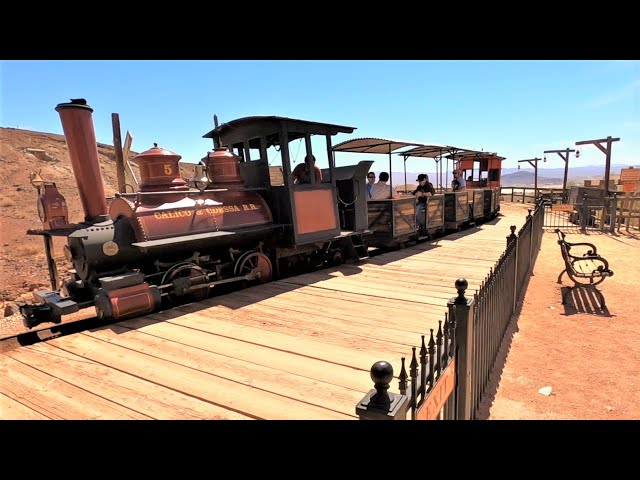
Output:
292 154 322 184
412 174 435 230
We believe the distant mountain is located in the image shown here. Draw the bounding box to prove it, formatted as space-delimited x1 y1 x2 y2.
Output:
501 164 638 180
500 171 563 187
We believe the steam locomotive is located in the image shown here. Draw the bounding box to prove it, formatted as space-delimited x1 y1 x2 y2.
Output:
20 99 502 329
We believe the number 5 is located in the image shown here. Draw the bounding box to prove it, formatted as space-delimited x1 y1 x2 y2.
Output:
164 164 172 175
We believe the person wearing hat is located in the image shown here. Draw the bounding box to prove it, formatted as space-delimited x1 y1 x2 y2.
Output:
412 174 435 230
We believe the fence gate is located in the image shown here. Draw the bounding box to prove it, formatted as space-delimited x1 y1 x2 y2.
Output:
543 200 614 233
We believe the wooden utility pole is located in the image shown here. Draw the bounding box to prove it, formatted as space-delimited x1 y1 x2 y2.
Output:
517 157 543 198
543 148 575 200
111 113 126 193
122 131 139 190
575 136 620 196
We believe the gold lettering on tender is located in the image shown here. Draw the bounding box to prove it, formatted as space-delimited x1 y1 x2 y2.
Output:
250 203 258 210
242 204 250 211
154 212 162 219
196 209 204 215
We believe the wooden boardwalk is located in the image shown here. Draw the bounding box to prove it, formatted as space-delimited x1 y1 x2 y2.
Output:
0 205 528 420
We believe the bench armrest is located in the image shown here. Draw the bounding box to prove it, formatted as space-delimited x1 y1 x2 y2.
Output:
564 241 600 256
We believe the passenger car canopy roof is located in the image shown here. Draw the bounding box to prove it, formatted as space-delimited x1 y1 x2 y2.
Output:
445 151 506 161
332 137 425 154
398 144 459 158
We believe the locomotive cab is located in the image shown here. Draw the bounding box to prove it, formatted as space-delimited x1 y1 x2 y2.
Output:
204 116 370 266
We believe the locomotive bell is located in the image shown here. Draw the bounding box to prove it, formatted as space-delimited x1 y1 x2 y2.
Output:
189 164 210 192
132 143 188 192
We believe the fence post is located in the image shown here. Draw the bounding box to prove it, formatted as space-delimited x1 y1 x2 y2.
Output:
356 361 409 420
527 209 533 267
609 193 617 233
507 225 518 313
448 278 475 420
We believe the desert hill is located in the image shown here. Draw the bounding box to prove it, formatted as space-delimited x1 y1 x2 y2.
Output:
0 127 140 310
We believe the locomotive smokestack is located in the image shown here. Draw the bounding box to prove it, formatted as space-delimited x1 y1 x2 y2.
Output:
55 99 108 221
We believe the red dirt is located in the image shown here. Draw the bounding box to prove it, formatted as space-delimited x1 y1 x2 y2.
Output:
478 210 640 420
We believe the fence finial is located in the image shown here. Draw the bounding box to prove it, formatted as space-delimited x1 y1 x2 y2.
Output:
398 357 408 395
455 278 468 304
370 361 394 408
527 209 532 219
356 360 409 420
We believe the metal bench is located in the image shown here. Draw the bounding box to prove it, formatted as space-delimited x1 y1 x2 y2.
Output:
556 229 614 308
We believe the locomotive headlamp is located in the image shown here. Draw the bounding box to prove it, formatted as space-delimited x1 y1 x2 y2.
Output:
190 164 210 192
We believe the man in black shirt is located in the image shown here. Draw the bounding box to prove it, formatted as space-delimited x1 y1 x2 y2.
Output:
412 174 435 231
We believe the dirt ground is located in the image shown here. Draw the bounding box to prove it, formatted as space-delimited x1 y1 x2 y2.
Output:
477 211 640 420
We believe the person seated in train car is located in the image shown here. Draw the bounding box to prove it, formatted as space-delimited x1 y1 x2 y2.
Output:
366 172 376 198
457 170 467 190
412 173 435 229
292 154 323 184
369 171 398 200
451 170 465 191
451 175 460 191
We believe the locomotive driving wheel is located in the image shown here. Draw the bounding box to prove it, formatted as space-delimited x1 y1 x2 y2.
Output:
161 263 210 304
234 251 273 284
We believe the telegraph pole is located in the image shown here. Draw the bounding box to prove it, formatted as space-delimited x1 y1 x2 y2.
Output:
575 136 620 196
543 148 575 201
517 157 543 199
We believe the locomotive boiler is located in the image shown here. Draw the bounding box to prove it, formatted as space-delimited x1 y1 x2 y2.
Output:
21 99 280 327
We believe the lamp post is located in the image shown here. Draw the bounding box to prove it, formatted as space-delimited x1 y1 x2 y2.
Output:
543 148 575 202
517 157 543 200
575 136 620 196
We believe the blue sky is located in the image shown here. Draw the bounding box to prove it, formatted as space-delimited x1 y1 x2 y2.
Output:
2 60 638 178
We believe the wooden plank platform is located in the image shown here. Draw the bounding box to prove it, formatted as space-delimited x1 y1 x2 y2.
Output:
0 207 525 420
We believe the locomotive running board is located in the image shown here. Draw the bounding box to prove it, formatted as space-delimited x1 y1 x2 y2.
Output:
132 225 286 250
132 231 235 249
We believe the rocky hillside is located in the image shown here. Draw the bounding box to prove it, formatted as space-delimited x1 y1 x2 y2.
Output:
0 127 142 317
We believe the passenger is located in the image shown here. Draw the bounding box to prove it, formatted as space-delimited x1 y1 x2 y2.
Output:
452 170 465 191
292 154 322 184
457 170 467 190
412 174 435 230
369 172 398 200
366 172 376 198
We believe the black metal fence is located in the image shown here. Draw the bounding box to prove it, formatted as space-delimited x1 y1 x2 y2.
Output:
398 315 456 420
356 200 545 420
